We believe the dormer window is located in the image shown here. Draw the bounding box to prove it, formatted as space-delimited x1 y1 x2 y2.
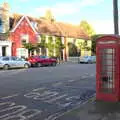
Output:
31 21 38 30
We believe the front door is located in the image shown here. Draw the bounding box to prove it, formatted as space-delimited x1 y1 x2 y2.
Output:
2 46 6 56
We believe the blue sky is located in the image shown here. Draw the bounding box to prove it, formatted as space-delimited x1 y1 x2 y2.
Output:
0 0 119 34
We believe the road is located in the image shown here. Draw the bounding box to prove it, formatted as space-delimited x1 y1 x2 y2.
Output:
0 63 96 120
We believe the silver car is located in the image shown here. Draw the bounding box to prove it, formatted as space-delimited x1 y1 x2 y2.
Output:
0 56 31 70
80 56 96 64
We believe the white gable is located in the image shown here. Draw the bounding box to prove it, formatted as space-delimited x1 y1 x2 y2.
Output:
11 16 38 34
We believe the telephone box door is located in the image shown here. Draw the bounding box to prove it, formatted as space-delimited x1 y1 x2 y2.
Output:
96 44 119 102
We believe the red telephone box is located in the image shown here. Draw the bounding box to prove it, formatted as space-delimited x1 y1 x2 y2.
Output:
96 35 120 102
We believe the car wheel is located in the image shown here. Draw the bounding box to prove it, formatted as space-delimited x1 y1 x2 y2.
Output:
37 63 42 67
88 60 92 64
52 62 56 66
24 63 29 69
3 64 9 70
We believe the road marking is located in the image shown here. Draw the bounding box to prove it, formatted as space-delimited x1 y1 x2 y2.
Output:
46 94 67 103
68 79 75 82
24 92 40 98
0 105 26 119
2 115 25 120
1 94 19 100
17 109 42 119
36 92 59 101
32 87 45 92
0 101 42 120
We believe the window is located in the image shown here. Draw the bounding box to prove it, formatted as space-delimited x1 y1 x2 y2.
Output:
11 57 17 61
2 57 9 61
21 34 29 45
21 39 27 45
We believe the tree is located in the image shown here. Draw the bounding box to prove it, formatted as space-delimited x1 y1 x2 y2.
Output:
47 36 54 57
45 9 55 22
80 20 95 37
37 35 47 55
23 43 36 57
91 34 103 55
55 37 64 60
77 40 91 56
68 42 78 57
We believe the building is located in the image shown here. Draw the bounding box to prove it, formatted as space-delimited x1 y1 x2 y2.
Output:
0 2 91 61
0 2 12 56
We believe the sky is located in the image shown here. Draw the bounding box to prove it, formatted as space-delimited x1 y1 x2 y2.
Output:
0 0 119 34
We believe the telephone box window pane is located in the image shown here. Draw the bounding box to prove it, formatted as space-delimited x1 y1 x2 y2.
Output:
100 48 115 93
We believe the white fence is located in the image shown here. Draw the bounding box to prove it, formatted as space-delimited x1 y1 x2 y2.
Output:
67 57 80 63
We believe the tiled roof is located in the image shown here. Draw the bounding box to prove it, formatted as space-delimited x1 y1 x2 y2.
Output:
55 22 89 39
10 14 89 39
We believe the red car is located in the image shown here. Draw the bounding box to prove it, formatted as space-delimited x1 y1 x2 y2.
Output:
27 56 57 67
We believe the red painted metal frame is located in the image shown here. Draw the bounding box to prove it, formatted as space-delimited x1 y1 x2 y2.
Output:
96 35 120 102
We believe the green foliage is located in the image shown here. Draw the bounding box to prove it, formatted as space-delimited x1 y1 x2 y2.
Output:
78 41 91 50
80 20 95 37
37 35 47 55
77 40 91 56
68 42 78 56
47 36 54 57
55 37 65 59
45 9 55 22
23 43 36 56
91 34 103 55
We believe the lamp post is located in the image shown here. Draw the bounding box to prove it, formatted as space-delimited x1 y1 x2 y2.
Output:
113 0 119 35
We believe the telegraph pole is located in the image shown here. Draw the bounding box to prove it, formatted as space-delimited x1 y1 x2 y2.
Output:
113 0 119 35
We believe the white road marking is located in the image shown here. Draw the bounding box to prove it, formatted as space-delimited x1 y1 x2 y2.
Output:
68 79 75 82
46 94 67 103
0 101 42 120
2 115 26 120
35 92 58 101
0 105 26 119
24 92 40 98
0 102 15 107
32 87 45 92
1 94 19 100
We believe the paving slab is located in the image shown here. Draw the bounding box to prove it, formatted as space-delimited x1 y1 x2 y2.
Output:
57 97 120 120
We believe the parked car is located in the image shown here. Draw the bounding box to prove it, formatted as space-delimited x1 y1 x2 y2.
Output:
91 56 96 63
79 56 96 64
27 55 57 67
0 56 31 70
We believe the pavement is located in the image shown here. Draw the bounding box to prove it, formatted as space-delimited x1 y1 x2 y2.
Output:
57 96 120 120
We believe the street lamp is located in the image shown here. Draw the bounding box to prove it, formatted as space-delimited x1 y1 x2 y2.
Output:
113 0 119 35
